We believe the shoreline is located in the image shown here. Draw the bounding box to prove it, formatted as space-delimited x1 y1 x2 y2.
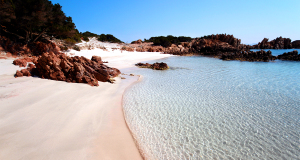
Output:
0 46 173 159
121 74 145 159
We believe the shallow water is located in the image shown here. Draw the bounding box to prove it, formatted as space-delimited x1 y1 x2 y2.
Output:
123 50 300 159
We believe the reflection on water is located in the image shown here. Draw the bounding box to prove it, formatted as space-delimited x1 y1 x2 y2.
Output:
123 54 300 159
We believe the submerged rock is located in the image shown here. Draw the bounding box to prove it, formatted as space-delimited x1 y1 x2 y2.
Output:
135 62 169 70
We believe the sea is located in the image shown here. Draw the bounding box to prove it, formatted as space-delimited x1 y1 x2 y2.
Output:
123 49 300 160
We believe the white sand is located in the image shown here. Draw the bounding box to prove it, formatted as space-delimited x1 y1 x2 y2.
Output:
0 43 174 160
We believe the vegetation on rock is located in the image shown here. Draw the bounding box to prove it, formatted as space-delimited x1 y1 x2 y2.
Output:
144 35 193 47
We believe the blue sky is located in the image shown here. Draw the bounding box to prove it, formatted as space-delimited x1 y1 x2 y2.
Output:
50 0 299 44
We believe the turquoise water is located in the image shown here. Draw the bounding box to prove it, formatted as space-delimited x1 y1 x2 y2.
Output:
123 50 300 159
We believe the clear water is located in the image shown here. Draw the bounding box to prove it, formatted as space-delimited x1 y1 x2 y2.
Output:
123 50 300 160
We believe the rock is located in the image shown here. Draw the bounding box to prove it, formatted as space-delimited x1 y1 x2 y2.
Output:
0 36 61 56
164 34 248 56
135 62 169 70
21 69 31 76
254 37 292 49
13 57 33 67
220 50 276 62
15 70 23 77
152 62 169 70
91 56 103 64
121 46 134 52
292 40 300 48
277 50 300 61
131 39 143 44
14 52 121 86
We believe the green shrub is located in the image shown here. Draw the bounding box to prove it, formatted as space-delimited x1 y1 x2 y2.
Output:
153 37 172 47
64 38 76 45
145 35 193 46
81 31 99 38
98 34 123 43
83 36 89 42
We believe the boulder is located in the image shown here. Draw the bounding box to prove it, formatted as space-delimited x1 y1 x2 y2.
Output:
135 62 169 70
21 69 31 76
14 53 120 86
13 57 33 67
91 56 103 64
15 70 23 77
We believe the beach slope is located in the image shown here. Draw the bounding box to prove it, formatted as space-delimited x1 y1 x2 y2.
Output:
0 47 173 160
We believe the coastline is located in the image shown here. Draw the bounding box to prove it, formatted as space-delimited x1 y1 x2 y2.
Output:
121 74 145 159
0 47 174 160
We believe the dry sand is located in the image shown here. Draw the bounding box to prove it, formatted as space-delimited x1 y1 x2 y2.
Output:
0 45 174 160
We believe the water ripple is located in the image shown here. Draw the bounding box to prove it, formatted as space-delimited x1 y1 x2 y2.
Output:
123 55 300 160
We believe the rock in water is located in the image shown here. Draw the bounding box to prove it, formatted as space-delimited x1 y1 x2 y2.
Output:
135 62 169 70
277 50 300 61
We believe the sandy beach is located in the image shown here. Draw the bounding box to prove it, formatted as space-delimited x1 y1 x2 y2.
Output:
0 41 173 160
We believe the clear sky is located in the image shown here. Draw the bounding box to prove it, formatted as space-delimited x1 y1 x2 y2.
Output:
50 0 299 44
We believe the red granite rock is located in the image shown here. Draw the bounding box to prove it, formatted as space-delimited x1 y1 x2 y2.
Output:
135 62 169 70
21 69 31 76
13 57 33 67
15 70 23 77
14 53 120 86
91 56 103 64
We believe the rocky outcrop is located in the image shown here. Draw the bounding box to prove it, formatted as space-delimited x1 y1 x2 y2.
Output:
121 46 134 52
0 36 61 56
135 62 169 70
292 40 300 49
187 34 249 55
130 34 300 62
277 50 300 61
131 39 143 44
135 46 164 52
254 37 292 49
14 53 121 86
162 34 251 56
221 50 276 62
